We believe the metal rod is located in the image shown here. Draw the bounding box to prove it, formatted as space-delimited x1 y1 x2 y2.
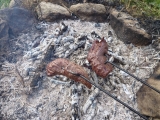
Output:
106 60 160 94
67 71 148 120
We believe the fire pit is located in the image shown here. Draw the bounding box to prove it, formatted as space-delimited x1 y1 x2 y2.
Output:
0 20 159 119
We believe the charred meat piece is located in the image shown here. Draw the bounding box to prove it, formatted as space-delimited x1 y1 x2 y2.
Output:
87 38 113 78
46 58 92 89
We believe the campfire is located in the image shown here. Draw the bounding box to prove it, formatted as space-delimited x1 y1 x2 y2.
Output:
0 19 159 119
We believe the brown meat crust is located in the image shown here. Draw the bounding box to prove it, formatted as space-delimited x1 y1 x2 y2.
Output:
87 38 113 78
46 58 92 89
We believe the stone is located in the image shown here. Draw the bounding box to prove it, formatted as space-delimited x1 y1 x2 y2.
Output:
0 7 36 36
9 0 69 9
9 0 39 8
0 19 9 52
70 3 107 22
109 9 152 46
136 63 160 118
35 2 71 21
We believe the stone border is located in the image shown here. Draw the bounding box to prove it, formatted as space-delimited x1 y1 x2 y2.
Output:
109 8 152 46
34 2 152 46
5 1 153 46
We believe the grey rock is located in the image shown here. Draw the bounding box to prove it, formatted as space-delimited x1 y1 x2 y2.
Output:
9 0 69 9
70 3 107 22
109 8 152 46
35 2 71 22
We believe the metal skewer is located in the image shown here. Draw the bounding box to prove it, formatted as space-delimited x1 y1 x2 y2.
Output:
67 70 148 120
106 60 160 94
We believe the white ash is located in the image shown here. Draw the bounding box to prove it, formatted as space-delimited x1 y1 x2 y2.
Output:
0 20 159 120
83 88 99 114
70 84 81 120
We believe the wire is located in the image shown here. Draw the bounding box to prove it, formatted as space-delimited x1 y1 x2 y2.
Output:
106 61 160 94
67 70 148 120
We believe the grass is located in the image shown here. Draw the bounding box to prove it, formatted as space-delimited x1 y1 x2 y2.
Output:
120 0 160 19
0 0 11 9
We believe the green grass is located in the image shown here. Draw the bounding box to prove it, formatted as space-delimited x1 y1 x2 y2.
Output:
120 0 160 19
0 0 11 9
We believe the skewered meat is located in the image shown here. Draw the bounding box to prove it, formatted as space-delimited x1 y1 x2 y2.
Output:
87 38 113 78
46 58 92 89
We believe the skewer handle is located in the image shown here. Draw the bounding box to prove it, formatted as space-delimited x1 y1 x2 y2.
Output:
67 71 148 120
106 61 160 94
